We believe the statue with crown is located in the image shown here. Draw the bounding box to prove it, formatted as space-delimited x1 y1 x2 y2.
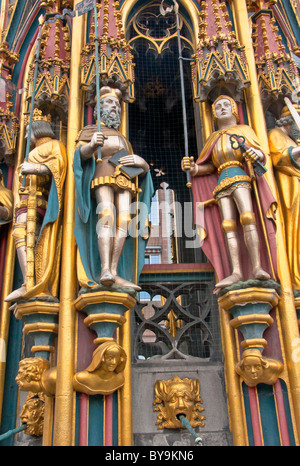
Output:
73 78 154 293
5 108 67 303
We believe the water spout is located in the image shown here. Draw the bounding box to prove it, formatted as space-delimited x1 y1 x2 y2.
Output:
177 414 203 446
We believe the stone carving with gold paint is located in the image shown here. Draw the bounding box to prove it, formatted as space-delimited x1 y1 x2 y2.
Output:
5 109 67 302
182 95 276 291
19 392 45 437
235 348 283 387
268 103 300 290
73 78 153 292
73 341 127 395
15 357 56 396
153 376 205 430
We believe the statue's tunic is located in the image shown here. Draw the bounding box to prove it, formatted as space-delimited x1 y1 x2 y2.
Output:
76 124 137 195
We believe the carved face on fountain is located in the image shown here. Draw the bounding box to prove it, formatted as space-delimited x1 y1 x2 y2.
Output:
153 376 205 429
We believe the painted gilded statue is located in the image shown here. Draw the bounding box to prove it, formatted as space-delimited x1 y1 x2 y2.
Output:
182 95 277 290
268 104 300 290
5 110 67 302
73 81 153 292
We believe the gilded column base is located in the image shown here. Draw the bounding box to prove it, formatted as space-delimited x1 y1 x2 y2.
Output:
73 289 136 395
218 286 283 386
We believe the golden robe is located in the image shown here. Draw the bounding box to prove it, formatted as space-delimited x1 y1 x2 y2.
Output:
15 138 67 299
0 177 13 224
268 127 300 289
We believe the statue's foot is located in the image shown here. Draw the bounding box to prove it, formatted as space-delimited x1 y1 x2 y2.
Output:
5 285 27 302
215 273 243 290
114 275 141 291
253 268 270 281
100 270 115 286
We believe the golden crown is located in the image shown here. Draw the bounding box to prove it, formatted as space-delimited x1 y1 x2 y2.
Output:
99 86 122 101
24 108 51 126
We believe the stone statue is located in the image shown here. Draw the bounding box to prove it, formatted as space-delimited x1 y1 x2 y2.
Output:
73 82 153 291
5 110 67 302
0 168 13 225
153 376 205 429
73 341 127 395
182 95 276 290
268 104 300 290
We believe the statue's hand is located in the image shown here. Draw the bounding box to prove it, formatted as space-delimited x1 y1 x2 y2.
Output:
181 156 197 176
245 147 263 163
119 154 149 172
90 132 107 150
20 162 39 174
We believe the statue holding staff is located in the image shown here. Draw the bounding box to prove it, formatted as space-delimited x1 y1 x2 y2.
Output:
182 95 277 290
73 80 153 291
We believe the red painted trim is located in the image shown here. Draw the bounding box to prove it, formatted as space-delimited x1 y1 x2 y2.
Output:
274 379 291 446
141 262 213 273
104 394 113 446
79 393 88 446
248 386 263 446
87 106 93 125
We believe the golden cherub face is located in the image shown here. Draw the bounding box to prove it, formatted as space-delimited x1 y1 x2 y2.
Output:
242 355 264 380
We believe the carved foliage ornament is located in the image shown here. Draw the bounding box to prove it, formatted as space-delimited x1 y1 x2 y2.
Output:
153 376 205 429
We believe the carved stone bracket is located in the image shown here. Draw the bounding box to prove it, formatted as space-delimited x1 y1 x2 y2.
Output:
13 300 59 397
218 286 283 386
73 289 136 395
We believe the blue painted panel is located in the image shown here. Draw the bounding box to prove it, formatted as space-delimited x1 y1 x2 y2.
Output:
257 383 281 446
88 394 104 446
